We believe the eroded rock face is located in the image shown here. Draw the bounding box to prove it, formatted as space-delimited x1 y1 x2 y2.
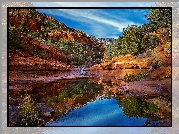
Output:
149 66 171 80
8 30 72 71
8 8 105 70
91 54 154 71
9 53 71 71
9 97 22 105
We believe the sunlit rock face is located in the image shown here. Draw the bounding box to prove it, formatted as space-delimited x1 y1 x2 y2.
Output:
8 8 105 71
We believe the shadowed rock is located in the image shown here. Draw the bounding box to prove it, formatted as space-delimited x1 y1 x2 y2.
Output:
9 106 19 124
36 103 55 117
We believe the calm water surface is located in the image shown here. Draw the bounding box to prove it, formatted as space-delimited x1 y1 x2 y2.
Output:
9 71 171 126
46 98 147 126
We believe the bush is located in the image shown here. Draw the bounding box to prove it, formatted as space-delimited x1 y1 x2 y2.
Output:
56 40 103 66
123 72 148 82
9 28 25 50
43 20 59 31
19 94 38 126
164 42 171 54
18 20 28 34
29 31 41 39
35 51 47 59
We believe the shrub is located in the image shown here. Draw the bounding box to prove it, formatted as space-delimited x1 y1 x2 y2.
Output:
29 31 41 39
123 72 148 82
35 51 47 59
9 28 25 50
19 94 38 126
164 42 171 54
56 40 103 66
18 20 28 34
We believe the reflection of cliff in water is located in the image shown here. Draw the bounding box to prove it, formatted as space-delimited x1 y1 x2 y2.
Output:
46 79 104 117
9 70 171 126
91 73 171 124
47 78 171 125
9 77 71 104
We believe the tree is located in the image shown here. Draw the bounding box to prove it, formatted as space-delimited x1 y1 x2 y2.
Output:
105 25 144 60
142 35 159 51
18 20 28 34
9 28 25 50
145 9 171 31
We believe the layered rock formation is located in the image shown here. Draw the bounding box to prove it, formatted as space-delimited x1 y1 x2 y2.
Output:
8 8 105 70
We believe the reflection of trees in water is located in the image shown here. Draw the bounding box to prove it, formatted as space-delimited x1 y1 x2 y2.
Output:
57 79 103 100
116 96 160 119
96 76 171 121
45 78 170 124
47 79 103 117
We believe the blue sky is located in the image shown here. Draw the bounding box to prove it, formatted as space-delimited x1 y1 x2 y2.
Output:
32 2 155 39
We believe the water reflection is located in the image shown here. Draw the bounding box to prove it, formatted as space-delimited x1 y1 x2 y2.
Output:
9 71 171 126
45 79 166 126
45 79 104 118
117 96 159 118
46 98 147 126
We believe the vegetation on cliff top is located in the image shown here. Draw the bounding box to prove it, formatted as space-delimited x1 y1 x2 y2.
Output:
105 9 171 60
9 8 104 67
8 8 171 69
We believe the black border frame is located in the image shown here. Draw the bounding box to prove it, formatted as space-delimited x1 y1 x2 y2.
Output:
7 6 172 127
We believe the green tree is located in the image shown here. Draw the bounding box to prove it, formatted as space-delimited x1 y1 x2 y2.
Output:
105 25 144 59
9 28 25 50
120 25 144 55
18 20 28 34
141 35 159 51
145 9 171 32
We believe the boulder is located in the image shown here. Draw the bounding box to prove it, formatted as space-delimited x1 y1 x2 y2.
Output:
9 106 19 124
36 103 54 117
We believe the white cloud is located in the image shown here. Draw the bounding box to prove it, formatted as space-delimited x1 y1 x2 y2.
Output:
39 8 141 35
54 9 141 32
33 2 152 38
